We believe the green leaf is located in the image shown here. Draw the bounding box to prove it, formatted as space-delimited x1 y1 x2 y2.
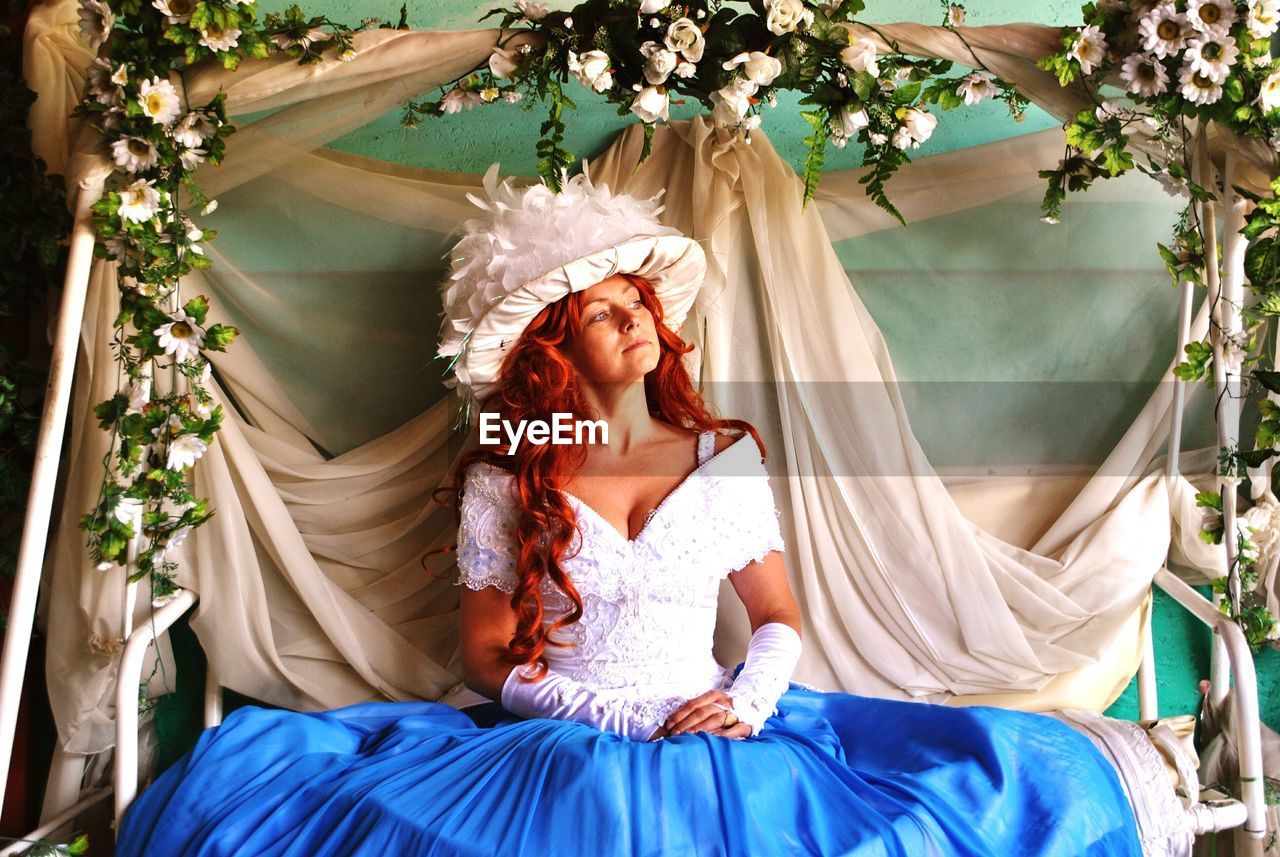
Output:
202 324 239 352
1256 369 1280 395
182 295 210 326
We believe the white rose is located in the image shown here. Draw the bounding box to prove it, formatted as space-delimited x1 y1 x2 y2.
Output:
567 49 614 92
672 61 697 78
764 0 814 35
900 107 938 144
640 41 678 84
839 38 879 75
839 105 869 135
892 126 915 149
639 0 669 11
489 46 521 79
709 85 752 125
664 17 705 62
630 85 670 123
723 50 782 86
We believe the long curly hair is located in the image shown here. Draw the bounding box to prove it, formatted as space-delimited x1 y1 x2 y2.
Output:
436 273 762 679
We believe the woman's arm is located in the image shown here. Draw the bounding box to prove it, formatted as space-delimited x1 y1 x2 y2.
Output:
458 585 519 702
656 550 803 738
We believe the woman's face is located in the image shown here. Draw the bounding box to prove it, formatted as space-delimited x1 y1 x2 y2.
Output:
566 275 661 385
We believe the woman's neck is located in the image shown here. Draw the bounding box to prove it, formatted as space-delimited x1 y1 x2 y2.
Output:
579 379 664 455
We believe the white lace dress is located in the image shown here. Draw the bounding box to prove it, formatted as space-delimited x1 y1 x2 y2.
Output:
455 429 786 731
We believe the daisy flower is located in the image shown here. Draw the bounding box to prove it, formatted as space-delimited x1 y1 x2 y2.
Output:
1121 52 1170 95
179 147 208 171
1257 69 1280 113
1178 62 1225 104
1186 0 1237 34
154 308 207 362
1068 25 1108 75
110 137 159 173
77 0 115 51
112 496 144 525
166 434 208 471
138 76 181 127
1249 0 1280 38
1139 4 1190 58
151 0 194 24
117 179 162 223
1185 33 1239 82
198 22 241 53
172 112 215 147
946 4 965 27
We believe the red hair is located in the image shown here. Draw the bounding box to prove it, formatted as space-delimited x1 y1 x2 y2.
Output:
435 273 762 679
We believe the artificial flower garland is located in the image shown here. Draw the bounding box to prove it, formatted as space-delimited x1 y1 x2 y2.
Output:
402 0 1030 220
1039 0 1280 646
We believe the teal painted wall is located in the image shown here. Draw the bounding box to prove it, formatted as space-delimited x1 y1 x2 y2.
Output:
148 0 1280 772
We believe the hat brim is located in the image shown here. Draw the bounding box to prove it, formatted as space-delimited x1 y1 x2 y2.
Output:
460 234 706 401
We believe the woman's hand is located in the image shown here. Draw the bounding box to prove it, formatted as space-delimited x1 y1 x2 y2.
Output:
647 690 751 740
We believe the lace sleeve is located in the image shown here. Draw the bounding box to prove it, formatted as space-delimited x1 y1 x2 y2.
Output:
456 465 520 595
717 437 786 577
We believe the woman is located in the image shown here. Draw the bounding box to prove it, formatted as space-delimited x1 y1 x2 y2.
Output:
116 166 1143 856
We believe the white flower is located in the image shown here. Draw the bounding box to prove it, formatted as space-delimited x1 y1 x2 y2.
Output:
516 0 549 20
118 179 161 223
1121 52 1170 96
154 308 207 362
672 61 696 78
1139 4 1190 58
947 3 966 26
340 48 357 62
1186 0 1237 34
192 395 214 419
111 64 128 86
838 105 869 136
166 434 208 471
1041 213 1060 225
639 0 669 12
709 85 753 126
110 137 159 173
440 87 484 113
1185 33 1239 83
723 50 783 86
112 496 144 525
199 22 241 53
201 199 219 215
1068 25 1108 75
138 76 181 127
478 87 499 103
503 90 523 103
489 46 521 79
1155 168 1190 198
956 70 998 105
167 525 192 550
271 27 329 50
151 0 194 24
85 58 123 106
567 49 614 92
1202 506 1224 533
173 112 215 147
96 561 113 571
564 16 573 27
630 86 670 123
1249 0 1280 37
899 106 938 146
763 0 814 35
641 41 679 84
178 147 207 171
840 38 879 75
868 131 888 145
891 126 916 149
126 376 151 412
1178 61 1224 103
664 17 705 62
1258 70 1280 112
741 114 762 132
77 0 115 50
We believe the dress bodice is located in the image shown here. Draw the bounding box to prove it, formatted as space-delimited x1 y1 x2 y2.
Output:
455 429 786 717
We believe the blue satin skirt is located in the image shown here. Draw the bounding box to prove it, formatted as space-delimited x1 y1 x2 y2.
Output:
116 685 1142 856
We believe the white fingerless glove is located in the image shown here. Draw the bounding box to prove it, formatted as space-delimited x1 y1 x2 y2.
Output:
727 622 802 736
500 663 663 741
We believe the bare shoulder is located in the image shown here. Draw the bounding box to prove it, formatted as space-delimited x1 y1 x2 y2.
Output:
711 431 738 456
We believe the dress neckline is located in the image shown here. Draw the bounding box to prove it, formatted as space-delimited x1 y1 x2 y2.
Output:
558 431 748 547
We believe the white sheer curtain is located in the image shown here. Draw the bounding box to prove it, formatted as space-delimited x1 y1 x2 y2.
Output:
24 0 1267 792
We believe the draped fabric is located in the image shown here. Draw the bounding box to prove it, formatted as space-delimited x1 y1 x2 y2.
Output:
24 0 1274 806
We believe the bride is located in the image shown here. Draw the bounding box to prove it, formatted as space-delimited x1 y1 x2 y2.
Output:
115 165 1144 856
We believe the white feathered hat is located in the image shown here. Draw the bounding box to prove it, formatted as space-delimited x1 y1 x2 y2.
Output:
437 162 707 423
